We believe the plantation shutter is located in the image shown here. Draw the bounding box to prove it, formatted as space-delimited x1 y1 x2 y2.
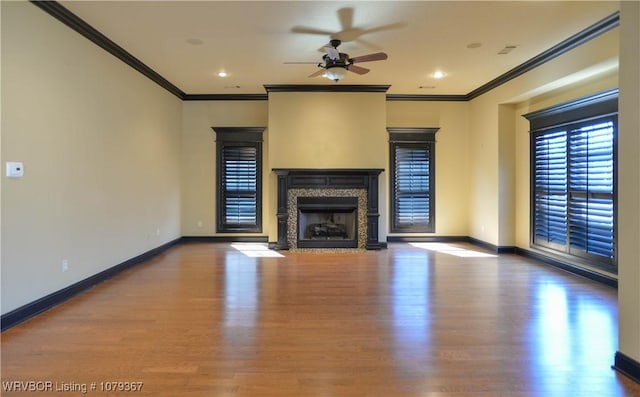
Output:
388 128 438 233
214 127 264 233
533 129 567 247
395 146 431 227
524 89 617 270
222 146 258 226
568 119 615 260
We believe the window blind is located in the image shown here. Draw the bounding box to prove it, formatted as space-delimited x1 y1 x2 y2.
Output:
531 118 615 266
568 121 614 259
524 89 617 270
533 130 567 247
394 146 431 228
222 146 258 226
213 127 264 234
388 128 437 234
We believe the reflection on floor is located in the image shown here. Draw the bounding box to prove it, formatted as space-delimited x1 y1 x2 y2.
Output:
410 242 498 257
2 242 638 396
231 242 284 258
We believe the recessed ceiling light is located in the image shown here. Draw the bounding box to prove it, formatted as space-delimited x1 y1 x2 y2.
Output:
431 70 446 79
466 42 482 49
419 85 436 89
186 38 204 45
217 71 228 78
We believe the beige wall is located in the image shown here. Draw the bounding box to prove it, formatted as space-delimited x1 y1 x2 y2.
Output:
618 0 640 365
468 97 501 244
177 14 621 254
468 27 619 247
267 92 388 241
181 94 473 243
1 2 183 314
3 2 636 351
268 92 387 169
181 101 268 236
180 93 389 242
512 73 619 252
386 101 471 237
498 104 516 246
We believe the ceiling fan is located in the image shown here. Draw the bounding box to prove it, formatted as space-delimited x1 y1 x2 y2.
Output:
291 7 405 50
308 39 388 82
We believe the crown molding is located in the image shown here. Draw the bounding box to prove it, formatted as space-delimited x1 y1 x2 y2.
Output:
466 11 619 100
31 2 619 102
264 84 391 93
183 94 269 101
30 0 186 100
386 94 468 102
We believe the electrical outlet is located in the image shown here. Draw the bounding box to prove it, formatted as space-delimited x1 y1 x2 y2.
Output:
155 228 160 236
197 220 203 228
61 259 69 272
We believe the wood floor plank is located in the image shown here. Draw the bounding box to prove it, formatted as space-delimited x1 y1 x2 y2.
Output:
2 242 639 396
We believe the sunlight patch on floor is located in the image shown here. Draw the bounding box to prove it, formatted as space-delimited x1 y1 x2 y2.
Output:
409 242 497 258
230 243 284 257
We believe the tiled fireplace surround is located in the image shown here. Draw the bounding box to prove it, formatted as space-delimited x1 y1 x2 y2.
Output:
272 169 384 250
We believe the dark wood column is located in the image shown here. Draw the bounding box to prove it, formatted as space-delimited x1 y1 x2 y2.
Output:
366 172 382 250
274 171 290 250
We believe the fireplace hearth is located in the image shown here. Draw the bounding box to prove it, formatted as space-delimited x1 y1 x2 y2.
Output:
297 196 358 248
272 169 383 250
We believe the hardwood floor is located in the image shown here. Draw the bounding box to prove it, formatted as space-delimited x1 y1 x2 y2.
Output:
2 242 639 396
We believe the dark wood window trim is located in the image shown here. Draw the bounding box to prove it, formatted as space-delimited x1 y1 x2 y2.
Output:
213 127 265 233
523 88 618 272
388 128 439 233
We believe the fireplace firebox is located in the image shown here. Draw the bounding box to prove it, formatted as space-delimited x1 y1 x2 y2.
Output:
272 168 383 250
297 197 358 248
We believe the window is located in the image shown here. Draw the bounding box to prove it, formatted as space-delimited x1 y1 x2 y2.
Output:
388 128 438 233
213 127 264 233
525 89 617 270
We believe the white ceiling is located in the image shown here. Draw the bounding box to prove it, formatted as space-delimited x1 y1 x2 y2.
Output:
59 1 620 96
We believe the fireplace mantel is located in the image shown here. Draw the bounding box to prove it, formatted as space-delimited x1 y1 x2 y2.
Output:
272 168 384 250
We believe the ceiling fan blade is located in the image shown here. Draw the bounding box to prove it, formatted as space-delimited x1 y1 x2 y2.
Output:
291 26 334 36
361 22 407 35
347 65 370 75
283 61 318 65
350 52 388 63
308 69 326 78
337 7 354 30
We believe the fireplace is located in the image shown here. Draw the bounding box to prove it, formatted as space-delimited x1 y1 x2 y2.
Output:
272 168 383 250
297 196 358 248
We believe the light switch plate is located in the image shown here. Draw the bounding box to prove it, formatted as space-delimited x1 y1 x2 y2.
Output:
6 162 24 178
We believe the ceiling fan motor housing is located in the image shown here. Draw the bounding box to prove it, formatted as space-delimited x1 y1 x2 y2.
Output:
323 52 350 67
307 37 386 80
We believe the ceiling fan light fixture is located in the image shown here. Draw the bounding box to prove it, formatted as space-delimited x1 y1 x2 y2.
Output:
323 66 348 82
